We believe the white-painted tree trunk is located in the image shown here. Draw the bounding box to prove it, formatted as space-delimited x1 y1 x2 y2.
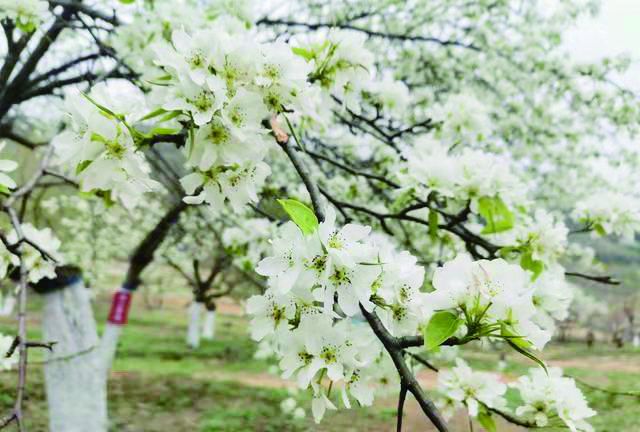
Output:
0 295 15 316
187 302 203 349
202 310 216 340
42 278 108 432
100 322 123 370
99 287 133 370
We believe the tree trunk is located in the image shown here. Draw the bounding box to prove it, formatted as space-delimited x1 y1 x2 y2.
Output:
187 302 203 348
202 309 216 340
42 278 108 432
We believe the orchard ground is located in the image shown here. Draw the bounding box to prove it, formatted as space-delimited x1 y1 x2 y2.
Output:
1 292 639 432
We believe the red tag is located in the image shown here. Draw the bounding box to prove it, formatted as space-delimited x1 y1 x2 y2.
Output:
107 291 132 325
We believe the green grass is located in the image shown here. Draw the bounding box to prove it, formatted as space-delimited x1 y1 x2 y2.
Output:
0 296 394 431
1 294 639 431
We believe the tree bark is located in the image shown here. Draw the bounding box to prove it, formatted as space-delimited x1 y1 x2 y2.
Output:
42 278 107 432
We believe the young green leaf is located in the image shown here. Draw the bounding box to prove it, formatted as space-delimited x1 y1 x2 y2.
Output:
422 311 462 351
593 223 607 236
520 251 544 280
81 93 119 119
428 210 439 240
478 196 514 234
506 339 547 373
277 199 319 235
477 410 497 432
139 108 168 121
76 160 93 175
292 47 316 61
500 323 532 349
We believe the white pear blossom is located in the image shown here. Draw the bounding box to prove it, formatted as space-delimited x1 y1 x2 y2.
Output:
432 92 492 145
531 266 573 332
0 0 48 32
573 191 640 241
0 141 18 190
427 254 551 349
8 224 61 283
512 367 596 432
403 134 526 211
366 76 410 117
180 161 270 211
436 359 507 419
52 84 160 209
255 222 320 294
0 333 19 370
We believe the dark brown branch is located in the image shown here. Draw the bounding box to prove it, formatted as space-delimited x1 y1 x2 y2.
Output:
257 18 479 51
397 381 408 432
124 201 188 288
0 126 44 149
278 137 325 222
48 0 120 25
405 351 439 372
487 407 538 428
565 272 620 285
305 147 399 188
360 305 448 431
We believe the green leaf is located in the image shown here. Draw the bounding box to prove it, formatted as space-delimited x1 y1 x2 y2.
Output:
477 410 497 432
422 311 462 351
81 93 120 120
16 20 36 33
500 323 532 349
159 110 182 123
139 108 168 121
75 160 93 175
520 251 544 279
593 223 607 236
506 338 547 373
428 210 439 240
149 127 181 136
291 47 315 61
478 196 514 234
119 0 136 4
277 199 319 235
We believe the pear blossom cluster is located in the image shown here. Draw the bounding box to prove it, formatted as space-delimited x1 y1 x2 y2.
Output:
435 360 596 432
435 358 507 420
573 191 640 241
7 224 61 283
403 133 526 211
149 21 313 211
247 208 431 421
293 29 375 114
246 204 581 423
496 209 569 268
0 0 48 33
426 254 553 349
511 367 596 431
431 93 492 146
52 82 160 209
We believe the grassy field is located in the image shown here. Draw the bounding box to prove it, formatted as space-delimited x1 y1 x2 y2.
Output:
1 293 639 431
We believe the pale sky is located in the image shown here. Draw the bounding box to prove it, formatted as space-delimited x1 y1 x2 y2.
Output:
563 0 640 90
